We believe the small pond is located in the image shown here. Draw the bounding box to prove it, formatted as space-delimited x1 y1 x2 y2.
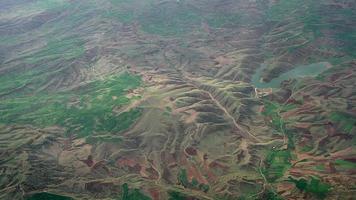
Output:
251 62 330 88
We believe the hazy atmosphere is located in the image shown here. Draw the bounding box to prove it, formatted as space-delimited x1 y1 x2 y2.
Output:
0 0 355 199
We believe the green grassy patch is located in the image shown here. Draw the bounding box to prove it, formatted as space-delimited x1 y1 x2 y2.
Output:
168 191 189 200
103 10 135 23
0 35 21 46
334 159 356 170
267 0 319 34
261 99 298 182
103 0 146 24
263 149 292 182
177 168 209 192
330 112 356 134
86 134 123 144
0 73 142 138
25 37 85 64
119 183 151 200
32 0 70 10
26 192 73 200
262 100 297 148
262 100 285 130
314 164 325 171
205 13 241 28
139 2 201 36
300 145 313 152
289 177 331 199
266 0 300 22
105 0 263 35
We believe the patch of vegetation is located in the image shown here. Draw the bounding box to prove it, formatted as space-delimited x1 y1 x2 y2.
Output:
139 2 201 36
267 0 356 56
336 28 356 56
266 0 300 21
314 164 325 171
21 0 70 13
214 196 247 200
119 183 151 200
261 99 297 182
104 0 145 23
0 35 20 46
103 10 135 23
301 1 323 38
0 73 142 138
267 0 320 33
263 149 292 182
25 37 85 64
177 168 190 188
168 191 189 200
26 192 73 200
110 0 132 5
330 112 356 134
300 145 313 152
0 34 85 96
319 7 356 56
205 13 241 28
255 189 283 200
334 159 356 170
86 134 123 144
262 101 297 121
262 100 297 149
163 106 172 116
105 0 261 35
262 101 282 127
177 169 209 193
288 177 331 199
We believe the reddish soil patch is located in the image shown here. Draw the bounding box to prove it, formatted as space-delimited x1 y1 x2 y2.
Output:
117 158 137 167
146 167 159 180
277 182 295 196
344 158 356 163
180 153 208 184
148 188 160 200
187 164 208 184
117 158 142 174
293 122 312 129
184 110 198 124
185 147 198 156
209 160 229 171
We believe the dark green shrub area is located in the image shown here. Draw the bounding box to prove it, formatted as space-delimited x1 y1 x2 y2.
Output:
255 189 283 200
168 191 189 200
26 192 73 200
119 183 151 200
177 169 209 193
289 177 331 199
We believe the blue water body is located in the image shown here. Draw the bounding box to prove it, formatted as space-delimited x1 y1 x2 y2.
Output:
252 62 329 88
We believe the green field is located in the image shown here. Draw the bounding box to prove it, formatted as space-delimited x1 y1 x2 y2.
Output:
0 73 142 138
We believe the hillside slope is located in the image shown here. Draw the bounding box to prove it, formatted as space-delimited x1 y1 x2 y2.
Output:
0 0 355 199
